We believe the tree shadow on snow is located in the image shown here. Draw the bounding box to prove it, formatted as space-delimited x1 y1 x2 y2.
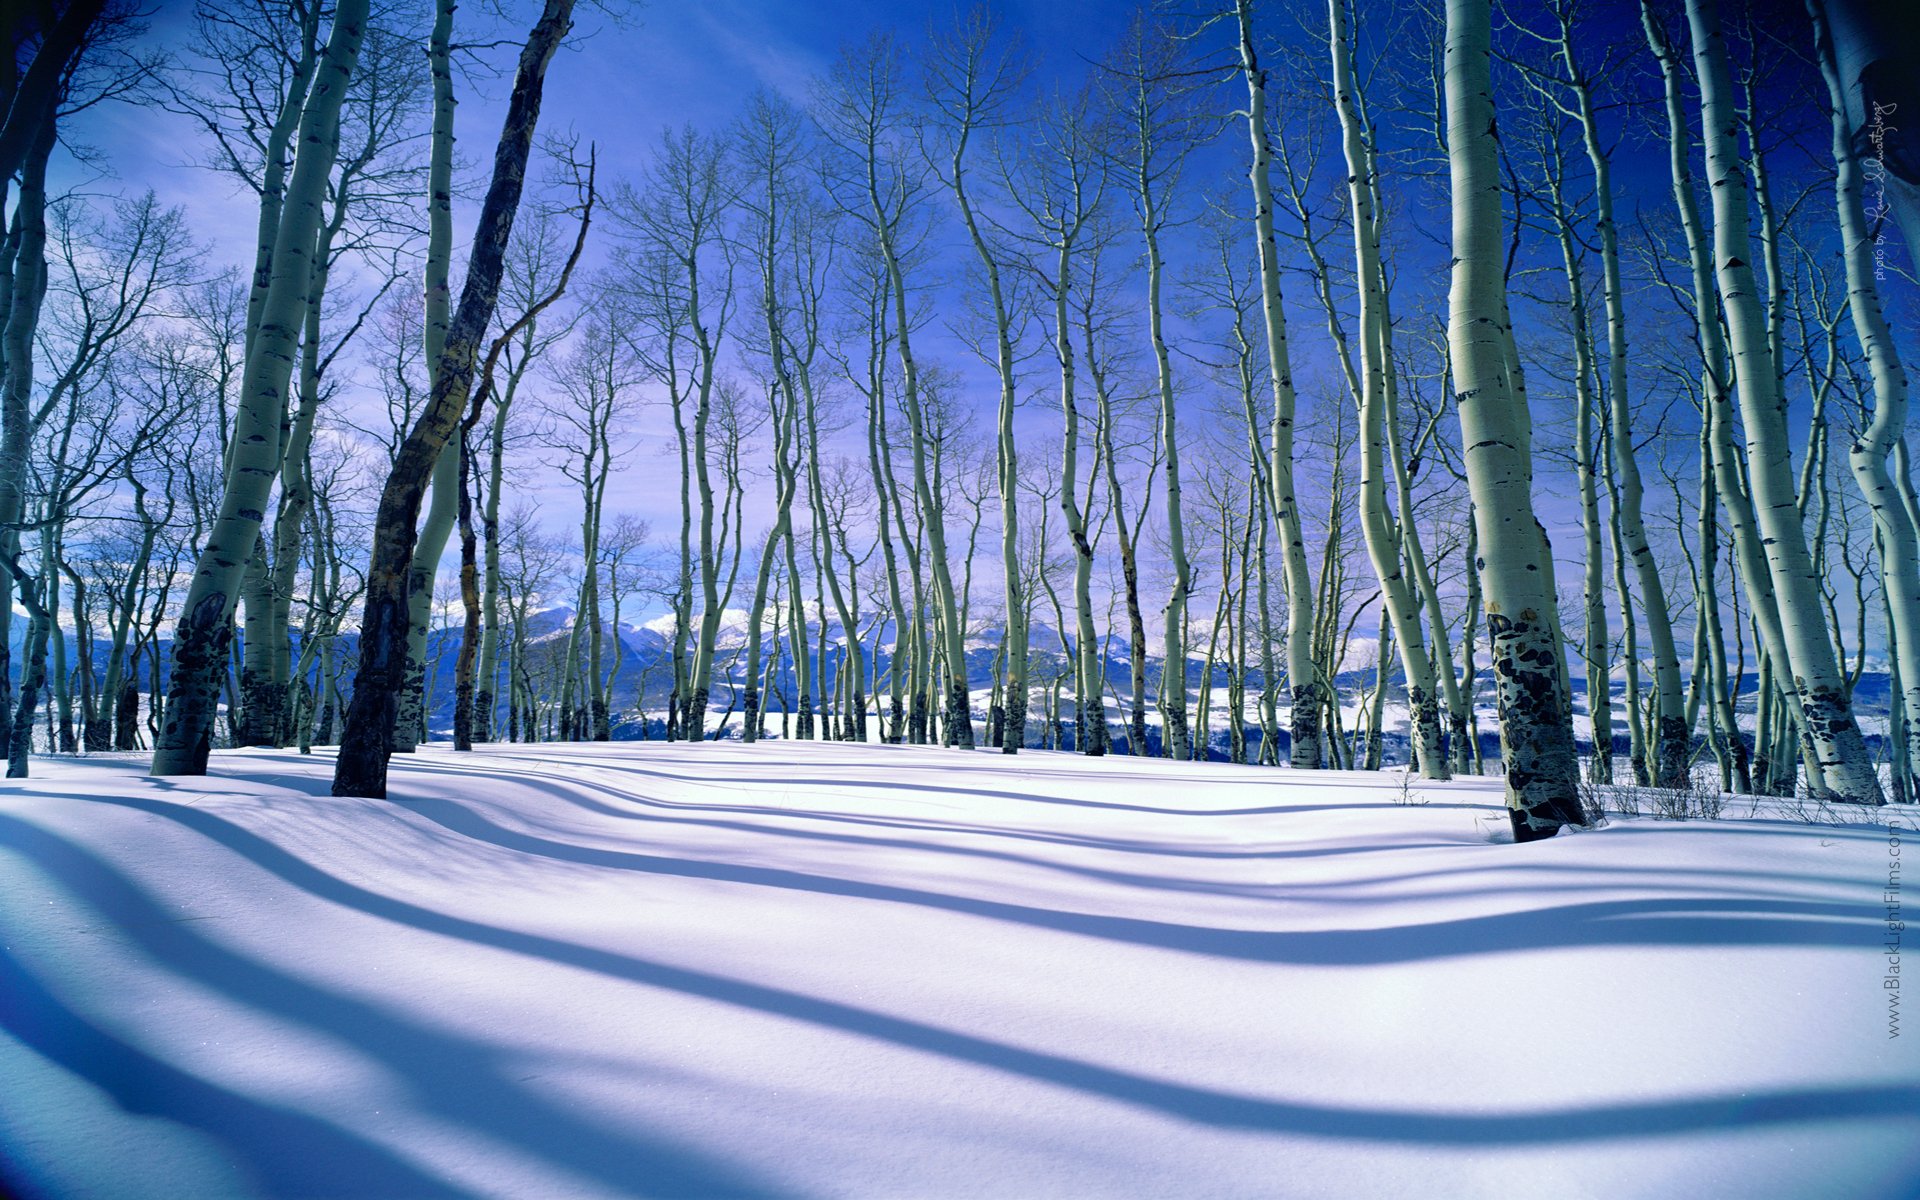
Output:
0 811 783 1200
393 756 1463 864
21 796 1911 1152
390 794 1879 964
371 766 1863 923
0 942 471 1200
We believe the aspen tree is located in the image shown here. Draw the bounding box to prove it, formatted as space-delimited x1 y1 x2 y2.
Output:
622 128 732 742
0 1 105 186
545 314 633 742
1536 126 1612 783
1107 14 1200 760
152 0 368 776
1190 209 1273 762
849 242 931 743
332 0 575 798
1391 363 1470 773
1234 0 1325 770
1642 0 1810 793
1599 416 1648 782
1690 408 1751 791
818 460 876 742
840 248 914 742
1267 102 1385 764
468 208 584 742
1012 88 1107 754
96 458 167 750
1308 401 1360 767
1079 252 1157 755
14 330 179 769
15 192 191 764
1328 0 1447 778
1892 438 1920 800
817 37 974 748
735 95 807 744
928 9 1029 753
781 454 814 740
1231 481 1256 762
260 36 423 749
655 258 695 740
296 440 362 752
1443 0 1584 838
1350 23 1469 777
1810 0 1918 260
188 2 325 751
390 0 458 754
737 397 791 741
1682 0 1881 803
1806 0 1920 794
1539 0 1690 787
705 382 753 732
795 312 869 742
765 179 863 743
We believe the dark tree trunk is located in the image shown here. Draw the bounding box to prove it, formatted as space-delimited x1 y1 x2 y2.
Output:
334 0 576 798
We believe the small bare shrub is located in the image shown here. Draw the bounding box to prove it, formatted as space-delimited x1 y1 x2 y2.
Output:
1762 788 1846 826
1393 769 1429 806
1573 777 1612 829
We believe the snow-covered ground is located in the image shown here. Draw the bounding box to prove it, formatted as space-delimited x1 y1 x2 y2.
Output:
1 743 1914 1199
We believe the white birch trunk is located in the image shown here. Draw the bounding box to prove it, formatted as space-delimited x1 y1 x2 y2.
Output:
393 0 460 753
1443 0 1583 837
1682 0 1881 803
151 0 368 776
1329 0 1447 778
1553 14 1689 788
1808 0 1920 793
1236 0 1324 770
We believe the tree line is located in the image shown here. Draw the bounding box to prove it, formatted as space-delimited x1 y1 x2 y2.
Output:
2 0 1915 840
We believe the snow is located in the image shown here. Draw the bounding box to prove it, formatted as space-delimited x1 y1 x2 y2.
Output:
2 743 1915 1199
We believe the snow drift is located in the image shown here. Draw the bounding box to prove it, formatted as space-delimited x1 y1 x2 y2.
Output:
1 743 1914 1198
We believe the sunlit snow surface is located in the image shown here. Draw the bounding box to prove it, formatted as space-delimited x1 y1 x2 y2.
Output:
2 743 1915 1199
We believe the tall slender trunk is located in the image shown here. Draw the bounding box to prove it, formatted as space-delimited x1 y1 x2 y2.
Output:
1088 320 1150 756
1237 0 1322 770
685 306 722 744
937 62 1025 753
1694 419 1750 792
393 0 460 754
452 435 483 751
874 218 971 748
235 538 279 746
1444 0 1583 838
873 372 922 744
1644 0 1805 791
1134 115 1191 762
153 0 368 776
1683 0 1881 803
798 371 866 743
332 0 575 797
863 349 909 744
265 205 345 747
1808 0 1920 793
0 127 57 763
474 343 536 743
781 517 811 740
1329 0 1446 778
48 537 73 753
742 388 795 744
1555 17 1688 788
1601 417 1649 784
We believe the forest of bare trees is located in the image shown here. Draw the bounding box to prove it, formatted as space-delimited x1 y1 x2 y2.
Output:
4 0 1916 839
